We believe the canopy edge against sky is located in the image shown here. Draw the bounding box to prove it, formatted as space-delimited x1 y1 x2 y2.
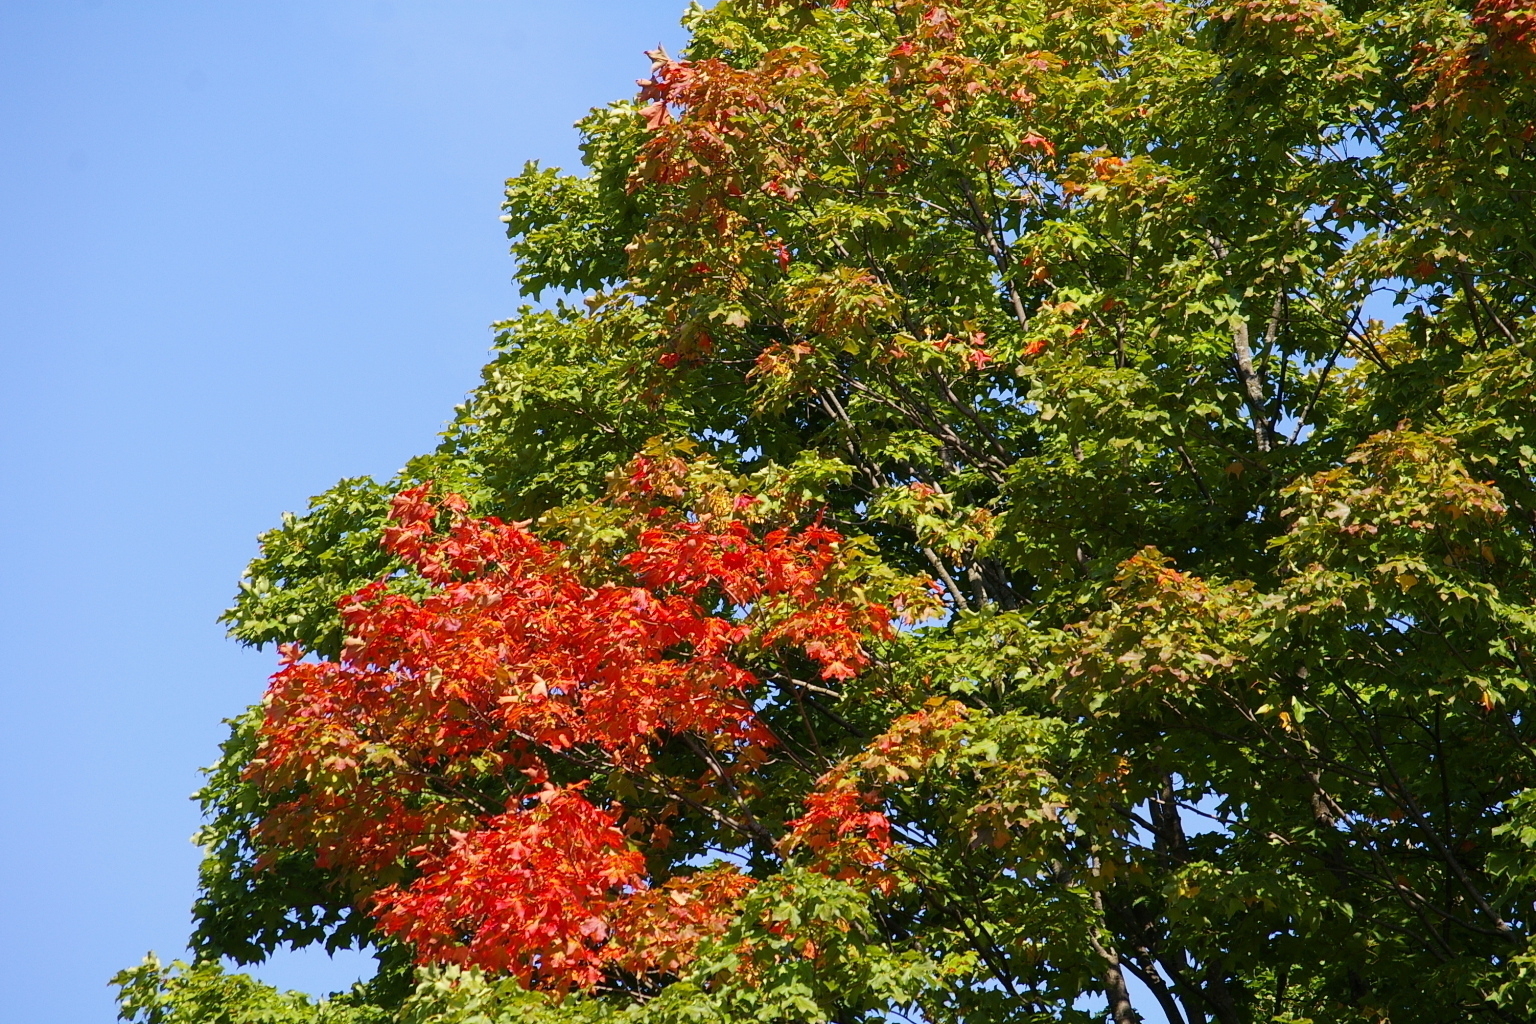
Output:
0 2 688 1018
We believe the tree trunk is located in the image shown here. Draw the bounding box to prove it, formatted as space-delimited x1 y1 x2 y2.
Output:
1091 889 1141 1024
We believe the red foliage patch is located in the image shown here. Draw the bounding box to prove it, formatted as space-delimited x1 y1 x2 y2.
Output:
248 467 890 987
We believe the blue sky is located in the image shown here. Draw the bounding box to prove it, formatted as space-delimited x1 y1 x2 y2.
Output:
0 2 688 1019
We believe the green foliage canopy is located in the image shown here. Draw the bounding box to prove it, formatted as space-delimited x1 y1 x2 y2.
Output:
121 1 1536 1021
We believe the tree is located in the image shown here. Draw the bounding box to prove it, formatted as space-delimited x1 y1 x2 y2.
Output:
118 1 1536 1021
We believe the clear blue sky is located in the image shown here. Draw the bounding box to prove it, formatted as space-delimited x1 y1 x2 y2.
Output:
0 2 688 1020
